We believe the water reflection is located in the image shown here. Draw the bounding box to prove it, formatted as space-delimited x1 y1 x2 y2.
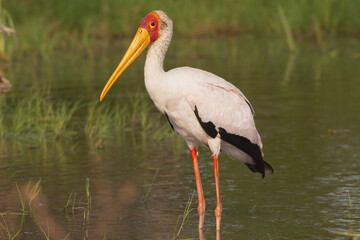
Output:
1 38 360 239
199 229 221 240
1 181 70 239
282 53 296 85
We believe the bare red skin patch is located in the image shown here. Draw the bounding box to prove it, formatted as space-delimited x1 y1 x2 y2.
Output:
139 12 160 42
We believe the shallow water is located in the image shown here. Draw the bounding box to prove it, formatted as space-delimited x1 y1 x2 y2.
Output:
1 37 360 239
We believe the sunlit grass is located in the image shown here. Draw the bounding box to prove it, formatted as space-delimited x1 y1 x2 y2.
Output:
172 191 195 240
15 183 25 216
37 221 50 240
26 179 42 208
0 215 21 240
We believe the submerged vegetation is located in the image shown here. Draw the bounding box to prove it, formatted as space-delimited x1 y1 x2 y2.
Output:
172 191 195 240
1 180 92 239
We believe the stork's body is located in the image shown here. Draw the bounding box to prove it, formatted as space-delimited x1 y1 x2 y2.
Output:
147 65 260 165
100 10 273 231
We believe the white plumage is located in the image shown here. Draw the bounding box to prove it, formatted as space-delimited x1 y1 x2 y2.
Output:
100 10 273 231
149 66 261 155
143 11 266 166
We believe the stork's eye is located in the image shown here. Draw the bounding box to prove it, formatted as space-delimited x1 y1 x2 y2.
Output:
150 21 156 28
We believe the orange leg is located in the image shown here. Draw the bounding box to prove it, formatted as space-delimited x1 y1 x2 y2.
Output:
191 148 205 229
213 154 222 231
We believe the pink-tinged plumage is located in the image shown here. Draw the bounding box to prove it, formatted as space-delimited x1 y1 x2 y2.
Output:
100 10 273 232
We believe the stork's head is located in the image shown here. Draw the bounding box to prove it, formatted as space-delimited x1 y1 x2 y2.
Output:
138 12 160 42
138 10 172 43
100 10 172 101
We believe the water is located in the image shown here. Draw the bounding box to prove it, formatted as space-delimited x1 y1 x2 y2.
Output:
1 37 360 239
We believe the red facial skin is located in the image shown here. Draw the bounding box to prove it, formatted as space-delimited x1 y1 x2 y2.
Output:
139 12 160 42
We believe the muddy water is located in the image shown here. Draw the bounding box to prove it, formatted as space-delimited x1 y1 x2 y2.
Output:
1 37 360 239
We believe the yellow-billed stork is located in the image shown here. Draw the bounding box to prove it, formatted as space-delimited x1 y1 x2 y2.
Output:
100 10 274 231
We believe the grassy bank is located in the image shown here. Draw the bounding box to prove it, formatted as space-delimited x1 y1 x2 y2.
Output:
2 0 360 55
0 88 173 142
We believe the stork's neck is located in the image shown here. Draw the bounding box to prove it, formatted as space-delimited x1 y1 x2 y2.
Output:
144 25 173 80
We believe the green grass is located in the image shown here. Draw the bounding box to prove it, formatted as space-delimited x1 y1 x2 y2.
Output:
2 180 94 240
172 191 195 240
0 180 43 240
277 4 296 52
0 87 81 141
142 168 160 204
85 178 91 224
2 0 360 57
343 191 355 215
37 221 50 240
0 87 173 143
85 92 173 142
2 178 199 239
63 178 92 227
27 179 42 208
0 215 21 240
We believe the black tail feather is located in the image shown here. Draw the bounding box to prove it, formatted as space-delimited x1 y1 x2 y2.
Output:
218 127 274 178
192 106 274 178
263 160 274 175
246 160 274 178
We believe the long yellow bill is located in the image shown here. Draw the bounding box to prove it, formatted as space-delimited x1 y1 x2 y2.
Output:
100 28 150 101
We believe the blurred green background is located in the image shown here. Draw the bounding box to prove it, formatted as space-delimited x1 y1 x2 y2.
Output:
2 0 360 57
